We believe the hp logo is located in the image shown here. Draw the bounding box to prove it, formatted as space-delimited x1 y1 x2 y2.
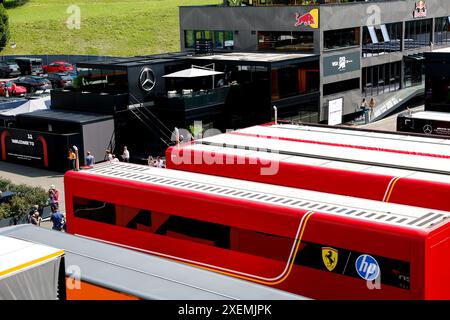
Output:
355 254 380 281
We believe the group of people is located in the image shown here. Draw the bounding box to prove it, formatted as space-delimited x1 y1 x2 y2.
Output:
147 156 164 168
360 97 376 124
28 185 66 232
68 148 96 170
68 145 131 170
106 146 130 163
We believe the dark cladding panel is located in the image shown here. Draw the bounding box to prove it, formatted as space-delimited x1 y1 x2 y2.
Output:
50 90 128 114
0 127 82 172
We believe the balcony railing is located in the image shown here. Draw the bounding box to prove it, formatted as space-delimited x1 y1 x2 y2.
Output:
154 86 231 112
51 89 129 114
218 0 398 6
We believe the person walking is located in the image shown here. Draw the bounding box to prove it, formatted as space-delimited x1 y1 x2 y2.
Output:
50 205 66 232
360 98 369 124
48 185 59 209
148 156 155 167
30 211 41 226
121 146 130 163
85 151 95 167
28 205 41 226
105 150 113 162
155 156 164 168
369 97 376 120
68 148 76 170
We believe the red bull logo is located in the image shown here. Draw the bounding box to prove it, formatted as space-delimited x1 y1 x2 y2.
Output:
413 0 427 18
295 9 319 29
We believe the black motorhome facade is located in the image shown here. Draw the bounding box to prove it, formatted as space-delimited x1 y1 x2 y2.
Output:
50 52 320 158
180 0 450 122
424 47 450 112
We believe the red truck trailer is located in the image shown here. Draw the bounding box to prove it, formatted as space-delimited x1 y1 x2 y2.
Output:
65 163 450 299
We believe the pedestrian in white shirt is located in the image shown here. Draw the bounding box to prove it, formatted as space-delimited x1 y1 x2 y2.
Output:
122 146 130 163
156 156 164 168
105 150 113 161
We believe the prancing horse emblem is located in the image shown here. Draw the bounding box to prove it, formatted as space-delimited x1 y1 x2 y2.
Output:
322 247 338 272
139 67 156 92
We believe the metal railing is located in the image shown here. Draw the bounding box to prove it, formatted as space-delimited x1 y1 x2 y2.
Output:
0 54 120 65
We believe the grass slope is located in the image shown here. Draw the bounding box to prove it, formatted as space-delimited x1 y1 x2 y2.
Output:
3 0 220 56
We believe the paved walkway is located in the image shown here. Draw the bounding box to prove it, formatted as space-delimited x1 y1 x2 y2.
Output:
0 161 65 213
358 105 424 131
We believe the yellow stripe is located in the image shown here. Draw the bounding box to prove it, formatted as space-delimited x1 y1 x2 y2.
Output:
385 177 401 203
0 250 64 278
181 211 314 286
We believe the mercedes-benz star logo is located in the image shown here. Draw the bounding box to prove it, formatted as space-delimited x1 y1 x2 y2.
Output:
423 124 433 134
139 67 156 92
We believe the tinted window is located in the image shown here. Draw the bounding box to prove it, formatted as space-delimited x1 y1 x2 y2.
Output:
258 31 314 52
324 27 360 50
323 78 360 96
73 197 116 224
72 196 294 262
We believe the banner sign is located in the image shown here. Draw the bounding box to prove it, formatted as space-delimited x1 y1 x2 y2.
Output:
323 51 361 76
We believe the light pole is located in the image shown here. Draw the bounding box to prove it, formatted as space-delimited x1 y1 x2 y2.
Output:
73 145 80 171
273 105 278 125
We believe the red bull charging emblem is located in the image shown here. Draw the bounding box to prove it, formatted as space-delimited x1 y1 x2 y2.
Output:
413 0 427 18
295 9 319 29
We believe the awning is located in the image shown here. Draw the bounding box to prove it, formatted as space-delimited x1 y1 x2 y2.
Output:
0 96 50 117
0 235 64 300
163 67 223 78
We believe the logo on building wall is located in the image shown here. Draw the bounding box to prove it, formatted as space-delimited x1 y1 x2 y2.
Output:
139 67 156 92
332 56 353 72
323 52 360 77
295 9 319 29
413 0 427 18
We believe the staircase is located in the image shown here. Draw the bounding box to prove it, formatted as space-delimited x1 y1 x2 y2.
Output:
370 84 425 122
128 94 174 148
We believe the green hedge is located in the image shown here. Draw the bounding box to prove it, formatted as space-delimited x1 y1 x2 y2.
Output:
0 178 48 220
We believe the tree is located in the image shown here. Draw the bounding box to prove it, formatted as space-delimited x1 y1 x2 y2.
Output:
0 4 10 53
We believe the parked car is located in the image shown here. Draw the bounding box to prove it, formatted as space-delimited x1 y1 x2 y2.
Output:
14 76 52 93
46 72 73 89
0 61 21 78
0 81 27 97
14 57 44 75
43 61 74 73
66 69 78 79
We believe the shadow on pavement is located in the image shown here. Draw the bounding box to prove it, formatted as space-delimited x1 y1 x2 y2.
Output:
0 161 63 179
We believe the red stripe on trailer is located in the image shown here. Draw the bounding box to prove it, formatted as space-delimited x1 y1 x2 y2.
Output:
230 131 450 159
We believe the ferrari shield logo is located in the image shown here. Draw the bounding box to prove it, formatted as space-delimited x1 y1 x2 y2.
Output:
322 247 338 271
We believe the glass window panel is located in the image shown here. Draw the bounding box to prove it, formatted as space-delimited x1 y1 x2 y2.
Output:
380 25 390 42
368 26 379 44
185 30 195 48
